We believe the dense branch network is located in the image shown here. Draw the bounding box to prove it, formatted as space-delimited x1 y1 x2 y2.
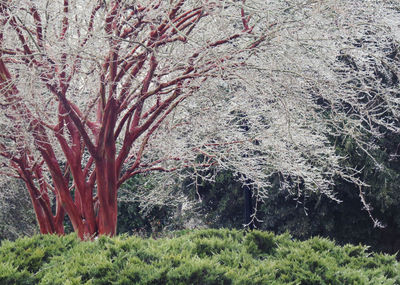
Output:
0 0 399 237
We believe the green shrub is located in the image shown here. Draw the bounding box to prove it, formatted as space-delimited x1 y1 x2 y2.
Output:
0 229 398 284
244 230 276 256
0 262 32 285
166 259 232 285
0 234 78 273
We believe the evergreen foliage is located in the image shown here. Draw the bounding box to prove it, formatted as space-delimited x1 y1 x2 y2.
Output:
0 229 398 284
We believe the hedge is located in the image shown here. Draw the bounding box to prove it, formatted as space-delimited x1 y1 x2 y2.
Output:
0 229 398 284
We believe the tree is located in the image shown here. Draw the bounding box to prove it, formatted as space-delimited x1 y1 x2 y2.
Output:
0 0 399 238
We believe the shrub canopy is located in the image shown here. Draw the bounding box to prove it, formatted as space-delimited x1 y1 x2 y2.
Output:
0 229 398 284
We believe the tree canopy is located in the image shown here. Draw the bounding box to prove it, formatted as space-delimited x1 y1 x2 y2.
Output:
0 0 399 238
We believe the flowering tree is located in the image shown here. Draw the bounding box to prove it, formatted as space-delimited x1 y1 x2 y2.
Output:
0 0 399 238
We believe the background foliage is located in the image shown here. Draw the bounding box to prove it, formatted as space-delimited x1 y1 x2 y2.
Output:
0 180 37 241
175 130 400 255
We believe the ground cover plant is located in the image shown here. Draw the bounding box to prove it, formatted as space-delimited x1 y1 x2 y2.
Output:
0 229 398 284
